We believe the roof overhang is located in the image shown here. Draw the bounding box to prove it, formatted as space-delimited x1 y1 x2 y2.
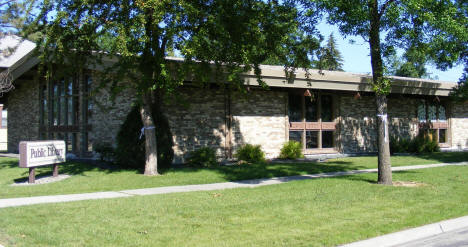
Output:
0 35 38 81
2 38 456 97
242 66 455 96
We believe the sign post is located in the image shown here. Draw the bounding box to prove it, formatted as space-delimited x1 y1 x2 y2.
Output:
19 140 66 183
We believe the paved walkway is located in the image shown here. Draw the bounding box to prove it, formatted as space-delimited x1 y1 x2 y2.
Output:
1 161 467 209
343 215 468 247
397 225 468 247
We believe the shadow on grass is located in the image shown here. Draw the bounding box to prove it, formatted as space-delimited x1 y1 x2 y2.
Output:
161 161 369 182
332 170 420 184
413 152 468 163
2 159 141 183
3 151 467 185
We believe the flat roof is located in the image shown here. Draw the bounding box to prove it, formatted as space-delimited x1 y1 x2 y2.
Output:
4 41 456 97
0 35 36 68
241 65 455 96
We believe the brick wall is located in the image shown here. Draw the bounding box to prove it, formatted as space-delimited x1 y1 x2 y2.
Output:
387 96 420 139
451 101 468 150
163 88 288 162
7 80 40 152
231 90 288 158
338 94 421 153
338 95 378 153
89 79 135 149
163 88 227 163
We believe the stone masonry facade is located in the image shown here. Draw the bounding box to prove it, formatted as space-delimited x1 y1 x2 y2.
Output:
451 101 468 150
337 94 423 153
7 78 468 162
7 79 40 152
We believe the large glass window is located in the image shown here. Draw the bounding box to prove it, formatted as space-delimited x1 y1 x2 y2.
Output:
40 73 92 155
288 94 302 122
321 95 333 122
289 131 302 143
305 96 318 122
417 99 448 144
288 91 335 150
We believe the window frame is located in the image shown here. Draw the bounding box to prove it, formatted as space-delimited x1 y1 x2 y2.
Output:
417 99 449 145
288 91 336 152
39 72 93 155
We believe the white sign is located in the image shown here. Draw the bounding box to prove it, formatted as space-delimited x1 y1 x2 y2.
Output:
19 140 66 168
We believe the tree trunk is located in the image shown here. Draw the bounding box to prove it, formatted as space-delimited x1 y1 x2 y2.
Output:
376 95 392 184
140 92 159 176
368 0 392 185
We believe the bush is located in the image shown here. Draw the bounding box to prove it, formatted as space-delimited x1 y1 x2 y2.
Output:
94 143 115 162
279 141 304 159
390 136 410 154
186 147 218 168
391 132 440 154
235 144 266 163
115 104 174 170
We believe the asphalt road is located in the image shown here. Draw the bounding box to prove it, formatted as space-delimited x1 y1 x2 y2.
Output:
397 226 468 247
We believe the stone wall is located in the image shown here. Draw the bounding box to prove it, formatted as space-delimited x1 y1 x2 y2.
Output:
7 79 40 152
89 79 135 149
451 101 468 150
338 94 420 153
338 95 377 153
163 88 227 163
231 90 287 158
162 88 288 162
387 97 420 139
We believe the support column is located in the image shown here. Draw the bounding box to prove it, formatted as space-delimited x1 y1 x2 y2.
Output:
29 168 35 183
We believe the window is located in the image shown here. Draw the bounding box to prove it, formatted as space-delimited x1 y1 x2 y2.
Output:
288 91 336 151
39 73 92 155
417 99 448 144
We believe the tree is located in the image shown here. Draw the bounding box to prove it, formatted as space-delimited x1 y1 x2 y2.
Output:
309 0 467 184
0 0 38 37
315 33 344 71
26 0 317 175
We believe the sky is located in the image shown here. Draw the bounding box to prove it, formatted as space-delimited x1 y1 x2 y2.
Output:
316 22 464 83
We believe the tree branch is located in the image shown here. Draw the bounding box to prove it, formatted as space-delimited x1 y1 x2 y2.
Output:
0 0 16 8
379 0 399 18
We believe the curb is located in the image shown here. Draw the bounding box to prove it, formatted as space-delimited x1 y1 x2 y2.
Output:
341 215 468 247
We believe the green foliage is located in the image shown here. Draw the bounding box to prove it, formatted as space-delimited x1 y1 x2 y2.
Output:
0 0 36 34
186 147 218 168
235 144 266 164
94 143 115 162
390 133 440 154
115 104 174 170
314 33 344 71
450 66 468 101
26 0 320 174
310 0 467 92
279 141 304 159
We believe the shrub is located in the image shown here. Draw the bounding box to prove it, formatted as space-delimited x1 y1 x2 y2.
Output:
391 132 440 154
186 147 218 168
115 104 174 170
279 141 304 159
235 144 266 163
94 143 115 162
390 136 410 154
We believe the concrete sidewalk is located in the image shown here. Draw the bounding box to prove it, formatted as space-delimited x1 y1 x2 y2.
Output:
342 215 468 247
0 161 467 209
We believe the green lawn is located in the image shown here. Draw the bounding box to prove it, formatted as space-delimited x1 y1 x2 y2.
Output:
1 165 468 246
0 152 467 199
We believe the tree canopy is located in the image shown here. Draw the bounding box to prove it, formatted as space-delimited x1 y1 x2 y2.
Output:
308 0 467 184
315 33 344 71
22 0 319 174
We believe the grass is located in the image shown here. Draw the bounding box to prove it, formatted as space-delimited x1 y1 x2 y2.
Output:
0 165 468 246
0 152 466 199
